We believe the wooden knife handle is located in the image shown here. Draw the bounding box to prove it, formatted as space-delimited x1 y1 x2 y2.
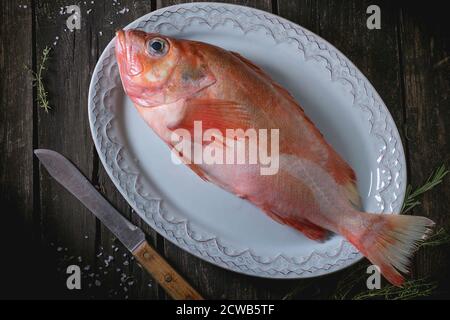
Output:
133 241 204 300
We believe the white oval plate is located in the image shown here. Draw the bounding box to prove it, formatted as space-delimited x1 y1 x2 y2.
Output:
88 3 406 278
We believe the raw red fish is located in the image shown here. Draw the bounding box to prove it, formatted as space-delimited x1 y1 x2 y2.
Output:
115 29 434 286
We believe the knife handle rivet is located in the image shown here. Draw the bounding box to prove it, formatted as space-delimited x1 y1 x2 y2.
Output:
143 252 150 259
164 274 173 283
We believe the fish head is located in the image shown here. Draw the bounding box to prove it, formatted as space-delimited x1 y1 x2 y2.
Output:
115 29 216 107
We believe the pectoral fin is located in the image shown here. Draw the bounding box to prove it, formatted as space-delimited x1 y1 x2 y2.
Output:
170 99 252 134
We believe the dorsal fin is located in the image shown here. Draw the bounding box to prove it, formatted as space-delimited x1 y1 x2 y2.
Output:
231 51 300 107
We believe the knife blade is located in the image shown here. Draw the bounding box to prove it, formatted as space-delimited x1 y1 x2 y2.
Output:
34 149 203 300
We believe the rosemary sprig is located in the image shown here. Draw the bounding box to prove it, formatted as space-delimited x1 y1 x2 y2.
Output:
351 278 437 300
420 228 450 248
332 262 369 300
401 165 449 213
282 280 314 300
27 46 52 112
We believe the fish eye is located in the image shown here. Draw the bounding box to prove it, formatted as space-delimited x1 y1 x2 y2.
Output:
147 38 168 57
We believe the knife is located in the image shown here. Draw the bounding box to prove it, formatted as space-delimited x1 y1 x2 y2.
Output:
34 149 203 300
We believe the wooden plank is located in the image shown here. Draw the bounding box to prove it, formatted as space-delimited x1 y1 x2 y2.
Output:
0 1 34 231
398 4 450 290
91 0 162 300
0 0 37 298
275 0 320 32
35 0 106 298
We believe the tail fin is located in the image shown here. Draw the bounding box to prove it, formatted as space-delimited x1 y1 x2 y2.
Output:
344 213 435 286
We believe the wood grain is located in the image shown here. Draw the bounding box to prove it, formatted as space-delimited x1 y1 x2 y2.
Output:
90 0 161 300
398 3 450 290
0 1 34 232
133 241 203 300
35 0 99 298
0 0 36 298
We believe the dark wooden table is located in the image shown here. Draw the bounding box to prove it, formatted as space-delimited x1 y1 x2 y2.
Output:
1 0 449 299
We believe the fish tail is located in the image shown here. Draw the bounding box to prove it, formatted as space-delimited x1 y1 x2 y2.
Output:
342 212 435 286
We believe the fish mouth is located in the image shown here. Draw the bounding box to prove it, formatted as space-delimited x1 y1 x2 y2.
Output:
115 30 143 77
116 29 127 54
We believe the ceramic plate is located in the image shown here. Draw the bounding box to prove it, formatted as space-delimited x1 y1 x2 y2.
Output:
88 2 406 278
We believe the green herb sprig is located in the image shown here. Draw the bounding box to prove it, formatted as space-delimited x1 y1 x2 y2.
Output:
351 278 437 300
420 227 450 248
27 46 52 112
402 165 449 213
331 264 439 300
332 262 369 300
